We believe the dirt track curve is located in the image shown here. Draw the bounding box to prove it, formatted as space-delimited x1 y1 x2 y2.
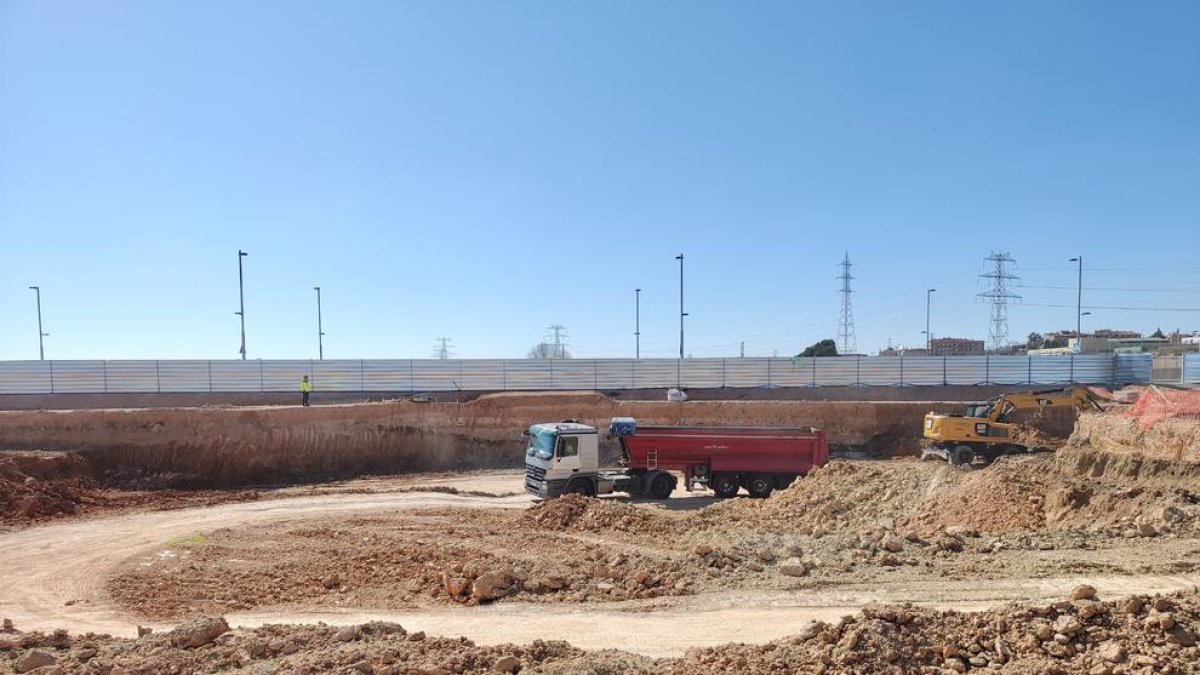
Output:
4 474 1200 658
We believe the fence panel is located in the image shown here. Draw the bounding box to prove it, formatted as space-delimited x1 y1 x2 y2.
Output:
943 356 989 386
723 359 771 388
361 360 411 391
0 361 53 394
595 360 636 390
157 360 215 392
897 357 943 386
627 359 680 389
502 360 554 391
410 360 464 391
1115 354 1153 385
103 361 161 393
857 357 903 386
1183 354 1200 384
681 359 726 388
811 357 859 386
987 356 1033 386
46 360 107 393
311 360 367 391
206 360 266 392
261 360 313 391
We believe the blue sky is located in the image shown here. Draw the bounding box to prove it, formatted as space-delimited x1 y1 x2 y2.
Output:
1 1 1197 361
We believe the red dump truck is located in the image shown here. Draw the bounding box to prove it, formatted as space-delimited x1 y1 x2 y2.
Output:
523 417 828 500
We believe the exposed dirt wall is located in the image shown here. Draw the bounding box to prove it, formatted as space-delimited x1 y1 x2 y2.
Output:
0 394 952 488
1069 412 1200 463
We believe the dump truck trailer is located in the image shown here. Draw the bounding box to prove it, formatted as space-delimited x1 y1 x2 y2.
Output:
524 417 828 500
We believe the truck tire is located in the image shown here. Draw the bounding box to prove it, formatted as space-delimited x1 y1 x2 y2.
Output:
712 474 739 499
747 475 773 499
950 445 975 469
565 479 595 497
648 472 675 500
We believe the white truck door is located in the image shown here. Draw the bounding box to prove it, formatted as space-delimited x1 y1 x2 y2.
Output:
555 435 582 475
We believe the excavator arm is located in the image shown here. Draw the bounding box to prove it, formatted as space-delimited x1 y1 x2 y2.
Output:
988 386 1103 422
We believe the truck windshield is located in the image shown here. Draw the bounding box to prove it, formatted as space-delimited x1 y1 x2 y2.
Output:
526 427 555 460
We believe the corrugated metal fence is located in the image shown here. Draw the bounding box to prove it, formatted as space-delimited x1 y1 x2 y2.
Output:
0 354 1151 394
1184 354 1200 384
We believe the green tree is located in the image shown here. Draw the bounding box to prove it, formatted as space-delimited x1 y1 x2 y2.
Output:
1151 327 1165 339
797 339 839 357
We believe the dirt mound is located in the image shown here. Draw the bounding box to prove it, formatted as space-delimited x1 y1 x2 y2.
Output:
666 588 1200 674
1073 411 1200 462
7 589 1199 674
901 450 1200 538
697 459 961 534
900 457 1049 535
0 452 104 524
522 494 672 534
0 618 638 675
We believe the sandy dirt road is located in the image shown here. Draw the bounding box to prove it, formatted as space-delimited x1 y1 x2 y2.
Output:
3 473 1200 658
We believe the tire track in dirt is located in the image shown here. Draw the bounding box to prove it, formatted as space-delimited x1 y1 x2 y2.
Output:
3 488 1200 658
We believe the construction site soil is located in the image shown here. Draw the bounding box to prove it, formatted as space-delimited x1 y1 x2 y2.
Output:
0 393 1080 527
3 398 1199 673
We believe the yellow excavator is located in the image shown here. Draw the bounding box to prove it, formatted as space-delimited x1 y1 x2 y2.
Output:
921 386 1105 467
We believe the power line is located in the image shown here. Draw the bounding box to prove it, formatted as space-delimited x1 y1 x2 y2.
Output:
1022 302 1200 313
837 251 856 354
978 251 1020 351
1018 284 1200 293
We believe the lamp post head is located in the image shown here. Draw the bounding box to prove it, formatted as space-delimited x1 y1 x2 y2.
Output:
314 286 320 291
928 288 936 293
1081 311 1092 316
675 254 683 261
1069 257 1079 263
28 286 38 291
239 250 248 257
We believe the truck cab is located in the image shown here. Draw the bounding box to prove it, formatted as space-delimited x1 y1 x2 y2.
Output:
523 421 605 499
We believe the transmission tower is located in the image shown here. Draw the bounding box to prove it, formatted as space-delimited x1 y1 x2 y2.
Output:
432 337 454 360
837 251 856 355
978 252 1021 351
545 324 569 359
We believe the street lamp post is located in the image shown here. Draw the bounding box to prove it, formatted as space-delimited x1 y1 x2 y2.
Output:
675 254 687 359
236 250 248 360
634 288 641 359
925 288 936 352
28 286 47 360
314 286 325 360
1069 257 1083 342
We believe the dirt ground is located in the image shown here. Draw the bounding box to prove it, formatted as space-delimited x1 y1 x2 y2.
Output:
3 400 1199 674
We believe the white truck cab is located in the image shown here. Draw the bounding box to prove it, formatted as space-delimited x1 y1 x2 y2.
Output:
523 421 610 499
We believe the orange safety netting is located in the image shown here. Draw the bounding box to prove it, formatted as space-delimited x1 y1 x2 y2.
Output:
1122 387 1200 430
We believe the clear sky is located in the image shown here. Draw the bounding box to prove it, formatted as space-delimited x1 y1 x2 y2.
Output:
1 1 1198 361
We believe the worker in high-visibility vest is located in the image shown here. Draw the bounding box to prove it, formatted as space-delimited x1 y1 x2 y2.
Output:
300 375 312 407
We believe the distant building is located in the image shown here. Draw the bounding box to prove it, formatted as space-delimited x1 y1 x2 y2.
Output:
929 337 985 356
878 347 929 357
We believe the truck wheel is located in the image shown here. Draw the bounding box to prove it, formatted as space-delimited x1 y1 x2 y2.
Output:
747 475 773 499
773 474 797 490
712 474 739 499
950 445 975 469
647 472 674 500
565 480 594 497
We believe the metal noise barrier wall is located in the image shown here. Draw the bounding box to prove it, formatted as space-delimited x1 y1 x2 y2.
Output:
1184 354 1200 385
0 354 1151 394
